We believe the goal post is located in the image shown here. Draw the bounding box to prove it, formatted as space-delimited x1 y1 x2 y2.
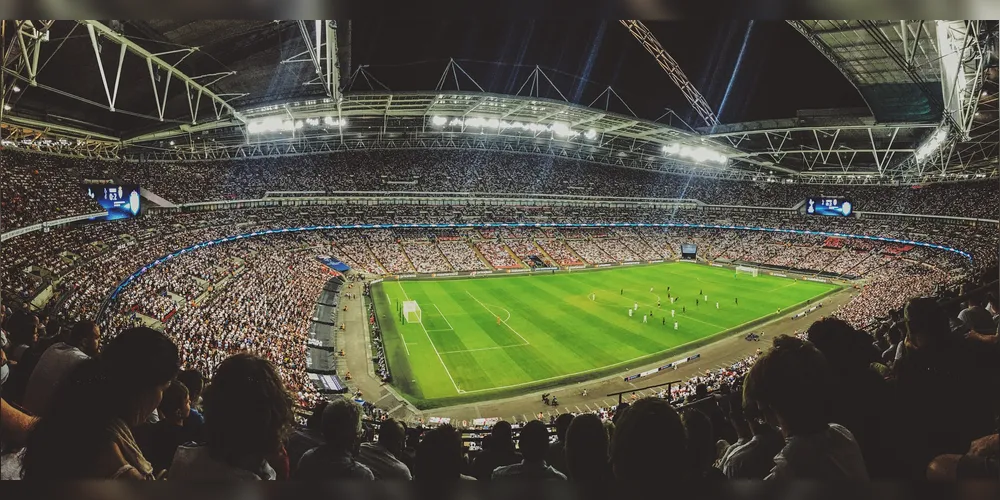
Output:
735 265 759 277
402 300 422 323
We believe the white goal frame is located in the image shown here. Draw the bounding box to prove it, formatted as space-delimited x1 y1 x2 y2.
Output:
735 265 759 277
403 300 422 323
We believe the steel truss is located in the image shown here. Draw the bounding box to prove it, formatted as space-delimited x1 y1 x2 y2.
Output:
78 20 246 124
787 20 997 181
621 20 719 129
283 20 340 100
1 117 121 159
704 122 937 178
122 133 759 182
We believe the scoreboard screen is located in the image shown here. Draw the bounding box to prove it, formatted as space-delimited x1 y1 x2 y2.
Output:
805 197 854 217
681 243 697 254
83 184 142 221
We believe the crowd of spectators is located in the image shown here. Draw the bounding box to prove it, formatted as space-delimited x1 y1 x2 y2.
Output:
437 240 490 271
0 150 104 232
5 149 999 235
475 241 522 269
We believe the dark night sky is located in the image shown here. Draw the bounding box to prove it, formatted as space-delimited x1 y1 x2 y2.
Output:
347 20 867 126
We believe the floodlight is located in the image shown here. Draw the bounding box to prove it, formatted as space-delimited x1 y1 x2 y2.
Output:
2 104 10 111
431 116 447 126
584 129 597 140
11 86 20 93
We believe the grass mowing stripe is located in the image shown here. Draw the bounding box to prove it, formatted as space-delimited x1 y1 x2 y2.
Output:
375 262 840 406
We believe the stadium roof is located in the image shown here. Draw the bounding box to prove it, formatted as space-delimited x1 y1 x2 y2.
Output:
1 19 996 183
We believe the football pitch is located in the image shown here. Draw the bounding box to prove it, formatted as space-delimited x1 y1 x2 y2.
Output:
371 263 840 408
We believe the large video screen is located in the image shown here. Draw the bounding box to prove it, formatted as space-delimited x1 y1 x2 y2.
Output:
805 197 854 217
83 184 141 221
681 243 697 254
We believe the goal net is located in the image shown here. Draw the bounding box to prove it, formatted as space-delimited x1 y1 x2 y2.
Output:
735 265 759 277
402 300 422 323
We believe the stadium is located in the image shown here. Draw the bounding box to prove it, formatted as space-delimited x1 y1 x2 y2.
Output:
1 19 998 482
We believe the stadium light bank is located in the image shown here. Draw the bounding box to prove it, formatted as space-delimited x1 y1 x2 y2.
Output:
430 115 599 140
661 143 728 166
247 116 347 134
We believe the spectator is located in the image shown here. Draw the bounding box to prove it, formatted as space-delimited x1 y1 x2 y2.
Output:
169 354 294 480
176 369 206 432
491 420 566 480
471 420 520 480
546 413 573 476
295 397 374 480
285 400 328 470
680 408 726 481
358 418 412 480
958 295 998 344
21 327 180 480
718 393 785 480
610 397 690 481
136 380 191 474
892 297 1000 478
22 320 101 417
4 310 39 364
414 424 475 481
806 317 898 477
743 335 869 481
565 413 613 481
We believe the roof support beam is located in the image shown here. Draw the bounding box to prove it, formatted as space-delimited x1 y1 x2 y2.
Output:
79 20 245 124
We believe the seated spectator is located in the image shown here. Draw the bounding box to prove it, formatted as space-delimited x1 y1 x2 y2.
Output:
136 380 191 474
958 295 998 344
610 397 690 481
285 400 327 470
471 420 520 480
892 297 1000 478
414 424 475 481
294 397 374 480
1 311 41 404
22 320 101 417
806 317 899 477
169 354 293 480
565 413 613 481
546 413 573 476
680 408 726 481
3 310 39 364
176 369 206 433
743 335 869 480
21 327 180 480
718 394 785 479
358 418 411 480
492 420 566 480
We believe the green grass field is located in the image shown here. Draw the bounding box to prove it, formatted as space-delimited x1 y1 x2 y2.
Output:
372 263 839 408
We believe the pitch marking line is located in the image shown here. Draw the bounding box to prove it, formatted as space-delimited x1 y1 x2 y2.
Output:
438 344 530 355
432 304 456 330
464 290 531 346
398 282 463 393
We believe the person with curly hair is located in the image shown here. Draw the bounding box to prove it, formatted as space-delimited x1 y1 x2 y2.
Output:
168 353 294 480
